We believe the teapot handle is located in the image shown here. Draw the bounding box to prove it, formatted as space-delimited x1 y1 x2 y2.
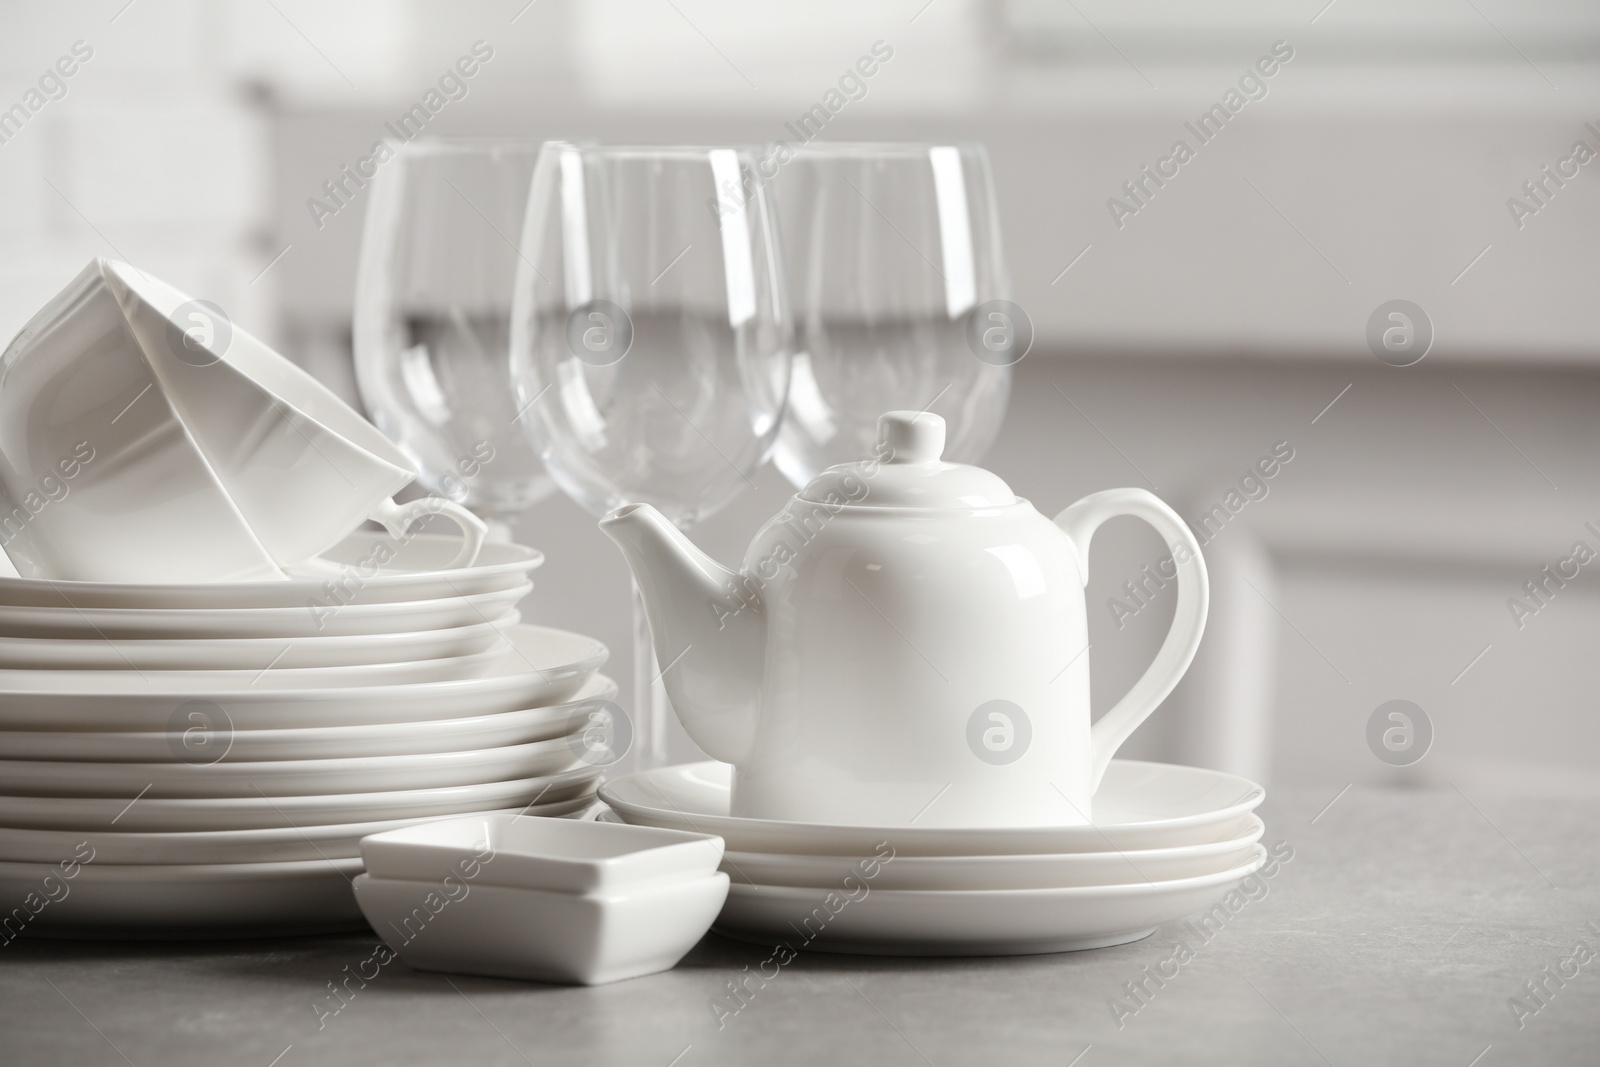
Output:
1054 488 1209 794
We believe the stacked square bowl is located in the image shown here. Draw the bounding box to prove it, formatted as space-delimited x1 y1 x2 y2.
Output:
0 532 618 939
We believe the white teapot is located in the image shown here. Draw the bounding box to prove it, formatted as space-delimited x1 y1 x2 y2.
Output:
601 411 1208 827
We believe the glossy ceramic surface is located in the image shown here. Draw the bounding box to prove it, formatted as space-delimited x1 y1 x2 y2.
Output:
353 871 730 984
0 532 541 610
0 807 536 865
360 814 724 893
0 676 617 762
600 760 1265 854
0 768 601 832
604 411 1209 826
718 816 1264 891
713 846 1266 956
0 624 605 730
0 582 529 640
0 734 585 799
0 260 282 582
0 615 514 671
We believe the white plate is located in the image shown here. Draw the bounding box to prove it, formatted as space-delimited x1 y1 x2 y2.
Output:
0 615 515 671
0 634 510 690
0 766 602 831
713 846 1267 956
0 625 606 730
720 815 1265 891
0 583 528 640
0 676 618 762
0 800 595 865
0 734 588 798
0 855 367 937
0 531 542 610
601 761 1265 855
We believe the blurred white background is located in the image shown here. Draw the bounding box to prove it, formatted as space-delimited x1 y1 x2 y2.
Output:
3 0 1598 793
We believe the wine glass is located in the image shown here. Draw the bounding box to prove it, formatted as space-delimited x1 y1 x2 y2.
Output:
353 139 556 539
509 142 791 769
765 142 1014 487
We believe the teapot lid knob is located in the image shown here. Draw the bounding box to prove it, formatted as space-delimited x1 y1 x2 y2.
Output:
878 411 946 464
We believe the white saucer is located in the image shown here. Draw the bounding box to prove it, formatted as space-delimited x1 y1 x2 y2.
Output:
600 761 1265 855
0 625 606 730
0 614 514 670
713 846 1266 956
0 583 528 640
721 814 1265 891
0 532 542 610
0 676 617 762
0 765 601 831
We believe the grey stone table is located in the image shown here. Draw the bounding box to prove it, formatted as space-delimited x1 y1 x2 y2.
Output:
3 787 1598 1067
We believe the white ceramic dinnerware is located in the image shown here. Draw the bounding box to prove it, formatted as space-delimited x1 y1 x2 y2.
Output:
0 807 551 865
353 816 729 984
713 847 1267 956
605 410 1209 827
0 532 542 611
599 760 1265 855
0 767 602 832
0 623 606 730
0 260 486 583
0 583 529 640
0 734 586 798
718 815 1265 891
0 634 509 690
0 260 276 582
353 873 728 984
0 616 513 671
0 676 618 762
360 813 724 891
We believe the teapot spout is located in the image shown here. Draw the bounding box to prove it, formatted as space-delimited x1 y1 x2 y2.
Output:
599 503 764 764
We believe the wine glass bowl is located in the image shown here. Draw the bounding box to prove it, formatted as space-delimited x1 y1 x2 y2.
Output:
510 144 790 527
353 139 556 532
766 142 1013 488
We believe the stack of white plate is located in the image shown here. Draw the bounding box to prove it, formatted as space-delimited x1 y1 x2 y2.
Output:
0 532 617 939
600 761 1267 956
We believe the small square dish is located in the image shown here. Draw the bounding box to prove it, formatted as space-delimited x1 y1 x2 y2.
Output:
359 813 724 894
352 871 730 985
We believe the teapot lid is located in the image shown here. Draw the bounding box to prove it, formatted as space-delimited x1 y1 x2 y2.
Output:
796 411 1017 510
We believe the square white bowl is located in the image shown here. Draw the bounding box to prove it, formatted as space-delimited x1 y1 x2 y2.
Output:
358 813 724 894
352 871 730 985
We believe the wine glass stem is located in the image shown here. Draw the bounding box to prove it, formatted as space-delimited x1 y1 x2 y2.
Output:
632 578 671 771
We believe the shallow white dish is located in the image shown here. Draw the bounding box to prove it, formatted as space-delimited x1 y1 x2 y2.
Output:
0 806 581 865
0 855 366 938
714 846 1267 956
719 815 1265 891
0 766 601 831
0 676 617 762
601 761 1265 855
353 871 729 984
0 531 542 610
0 633 508 690
361 814 724 893
0 583 528 640
0 615 514 671
0 734 584 799
0 624 606 730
